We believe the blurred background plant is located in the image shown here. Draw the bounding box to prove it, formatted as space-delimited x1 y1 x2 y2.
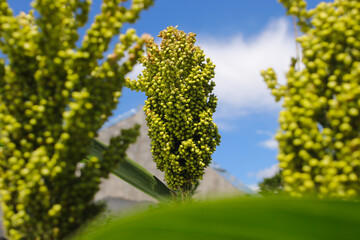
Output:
262 0 360 198
0 0 153 238
258 170 284 196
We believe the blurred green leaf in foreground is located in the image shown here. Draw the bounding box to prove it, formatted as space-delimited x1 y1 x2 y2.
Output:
72 197 360 240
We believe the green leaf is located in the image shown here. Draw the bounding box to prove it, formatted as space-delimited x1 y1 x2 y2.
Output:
89 139 174 202
72 197 360 240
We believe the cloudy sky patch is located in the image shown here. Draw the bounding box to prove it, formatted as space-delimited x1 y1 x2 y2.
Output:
200 18 295 121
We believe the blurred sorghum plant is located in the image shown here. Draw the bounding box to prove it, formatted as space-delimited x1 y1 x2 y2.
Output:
262 0 360 198
0 0 152 239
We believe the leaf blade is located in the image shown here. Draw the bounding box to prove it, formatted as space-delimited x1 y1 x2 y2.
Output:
89 139 174 202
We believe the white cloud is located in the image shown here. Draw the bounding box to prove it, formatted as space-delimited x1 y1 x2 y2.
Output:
247 184 260 192
257 130 278 150
260 138 278 150
199 18 295 119
126 62 144 80
256 164 279 180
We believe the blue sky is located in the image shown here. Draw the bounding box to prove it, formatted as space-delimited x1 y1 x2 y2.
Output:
7 0 328 189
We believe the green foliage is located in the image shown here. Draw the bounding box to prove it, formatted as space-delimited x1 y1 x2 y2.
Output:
258 170 284 196
262 0 360 198
0 0 153 239
89 137 175 202
126 26 221 196
72 197 360 240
